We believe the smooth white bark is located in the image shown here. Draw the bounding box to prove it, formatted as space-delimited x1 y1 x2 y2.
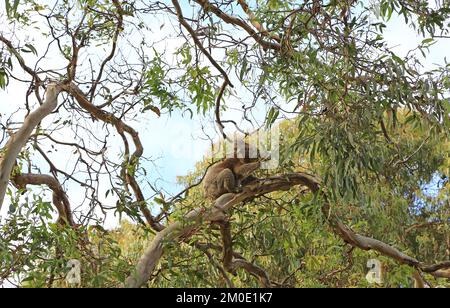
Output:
0 84 60 211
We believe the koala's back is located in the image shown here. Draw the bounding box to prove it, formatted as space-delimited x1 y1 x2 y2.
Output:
203 159 242 199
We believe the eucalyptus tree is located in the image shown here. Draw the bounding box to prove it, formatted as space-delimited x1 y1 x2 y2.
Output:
0 0 449 287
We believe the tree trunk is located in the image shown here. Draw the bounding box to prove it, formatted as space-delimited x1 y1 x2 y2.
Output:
0 84 60 210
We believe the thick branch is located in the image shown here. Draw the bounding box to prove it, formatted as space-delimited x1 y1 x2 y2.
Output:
219 220 271 287
219 220 234 272
412 271 430 288
427 269 450 279
421 261 450 274
126 171 450 287
329 218 420 266
0 84 60 211
124 172 318 288
12 173 75 226
236 0 281 43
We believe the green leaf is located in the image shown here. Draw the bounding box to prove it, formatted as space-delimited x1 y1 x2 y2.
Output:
266 107 279 128
0 70 9 89
240 58 248 81
24 44 38 55
392 54 404 65
5 0 20 18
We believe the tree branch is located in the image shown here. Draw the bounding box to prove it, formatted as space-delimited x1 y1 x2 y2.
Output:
172 0 233 87
125 171 450 287
219 220 271 287
0 84 60 211
236 0 281 43
0 35 42 82
61 82 163 232
215 81 229 140
193 0 282 51
11 173 75 226
124 172 319 288
89 0 124 101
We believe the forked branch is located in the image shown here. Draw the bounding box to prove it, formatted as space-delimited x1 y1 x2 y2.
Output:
0 84 61 211
125 172 449 287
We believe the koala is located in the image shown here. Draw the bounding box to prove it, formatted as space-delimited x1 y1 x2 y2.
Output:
203 157 260 200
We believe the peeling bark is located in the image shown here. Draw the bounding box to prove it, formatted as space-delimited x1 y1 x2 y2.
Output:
236 0 281 43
